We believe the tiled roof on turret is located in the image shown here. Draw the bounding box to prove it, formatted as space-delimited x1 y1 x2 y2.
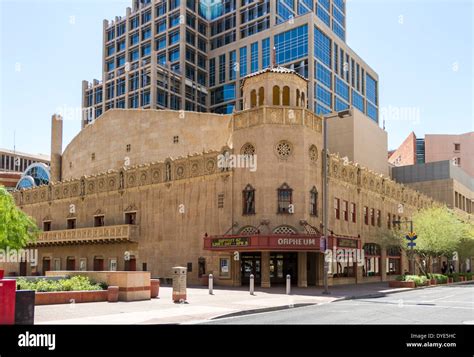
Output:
241 66 308 87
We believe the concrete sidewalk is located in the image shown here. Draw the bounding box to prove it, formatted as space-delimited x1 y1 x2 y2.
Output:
35 282 411 325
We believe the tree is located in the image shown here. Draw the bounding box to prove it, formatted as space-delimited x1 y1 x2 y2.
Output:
458 221 474 271
412 206 469 272
0 186 38 249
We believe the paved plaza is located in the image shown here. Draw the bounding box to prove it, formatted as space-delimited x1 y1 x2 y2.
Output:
35 282 415 325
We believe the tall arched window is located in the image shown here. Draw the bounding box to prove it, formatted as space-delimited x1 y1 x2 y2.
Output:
165 163 172 181
277 183 293 214
282 86 290 106
250 90 257 108
310 187 318 216
273 86 280 105
296 89 300 107
242 184 256 215
258 87 265 106
301 92 306 107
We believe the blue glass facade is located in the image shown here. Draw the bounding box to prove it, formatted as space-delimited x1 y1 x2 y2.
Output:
316 62 332 89
276 0 346 41
274 25 308 65
314 27 331 68
262 38 270 69
239 46 248 77
251 42 259 73
85 0 379 124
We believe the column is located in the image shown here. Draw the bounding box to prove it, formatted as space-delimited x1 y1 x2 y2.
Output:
381 249 387 281
355 262 363 284
297 252 307 288
232 258 241 287
261 251 271 288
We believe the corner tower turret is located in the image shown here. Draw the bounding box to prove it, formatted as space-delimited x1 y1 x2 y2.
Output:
241 67 308 110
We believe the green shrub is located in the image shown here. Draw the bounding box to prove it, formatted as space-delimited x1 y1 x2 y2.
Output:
399 275 428 286
426 273 448 284
16 276 104 292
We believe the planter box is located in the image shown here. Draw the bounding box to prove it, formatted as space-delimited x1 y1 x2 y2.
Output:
35 290 109 305
459 276 466 282
448 278 454 284
389 281 416 289
430 279 437 285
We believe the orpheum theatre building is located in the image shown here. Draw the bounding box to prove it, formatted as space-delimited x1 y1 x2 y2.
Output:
10 68 435 288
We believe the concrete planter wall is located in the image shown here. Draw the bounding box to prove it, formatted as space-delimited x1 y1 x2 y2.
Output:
388 281 416 289
35 287 117 305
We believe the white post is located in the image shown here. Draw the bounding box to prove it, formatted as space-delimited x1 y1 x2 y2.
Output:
250 274 255 295
286 274 291 295
209 274 213 295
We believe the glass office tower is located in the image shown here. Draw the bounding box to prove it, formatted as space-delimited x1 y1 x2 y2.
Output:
82 0 379 128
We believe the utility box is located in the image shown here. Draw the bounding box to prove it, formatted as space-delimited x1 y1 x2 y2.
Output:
15 290 36 325
0 279 17 325
172 267 187 303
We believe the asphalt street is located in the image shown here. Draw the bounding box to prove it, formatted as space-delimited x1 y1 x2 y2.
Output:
204 283 474 324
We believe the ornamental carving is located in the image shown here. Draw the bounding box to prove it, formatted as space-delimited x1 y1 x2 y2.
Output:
275 141 293 160
206 159 215 173
176 166 185 178
241 143 256 156
309 145 318 163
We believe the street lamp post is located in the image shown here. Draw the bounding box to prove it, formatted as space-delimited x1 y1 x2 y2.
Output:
322 115 330 295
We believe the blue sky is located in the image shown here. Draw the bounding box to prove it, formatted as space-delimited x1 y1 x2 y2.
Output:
0 0 472 157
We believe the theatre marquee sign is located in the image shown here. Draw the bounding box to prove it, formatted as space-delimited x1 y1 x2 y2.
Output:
205 235 321 251
276 238 317 247
211 237 250 248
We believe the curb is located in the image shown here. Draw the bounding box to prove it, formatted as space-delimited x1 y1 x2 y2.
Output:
337 280 474 301
211 303 317 320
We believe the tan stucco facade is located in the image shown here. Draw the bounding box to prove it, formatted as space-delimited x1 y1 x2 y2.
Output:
8 70 436 287
326 109 389 176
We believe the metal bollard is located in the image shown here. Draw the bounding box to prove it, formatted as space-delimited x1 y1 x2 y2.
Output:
250 274 255 295
209 274 214 295
286 275 291 295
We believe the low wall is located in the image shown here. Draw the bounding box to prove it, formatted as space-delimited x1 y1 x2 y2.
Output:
45 271 151 302
388 281 415 288
35 290 108 305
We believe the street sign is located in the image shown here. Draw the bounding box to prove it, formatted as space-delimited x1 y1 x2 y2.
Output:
320 237 327 252
407 242 416 248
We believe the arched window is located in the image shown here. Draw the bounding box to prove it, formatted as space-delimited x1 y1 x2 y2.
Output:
258 87 265 106
282 86 290 106
273 86 280 105
273 225 297 235
301 92 306 107
277 183 293 214
363 244 381 277
296 89 300 107
242 184 255 215
165 163 172 181
239 226 259 235
250 89 257 108
310 187 318 216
